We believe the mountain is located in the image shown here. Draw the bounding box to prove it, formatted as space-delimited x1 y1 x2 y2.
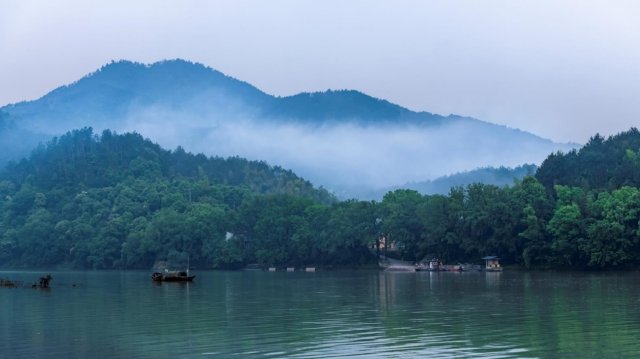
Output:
3 60 271 134
0 128 338 269
352 164 538 200
0 59 576 197
402 164 537 195
2 59 441 132
2 127 333 204
0 110 49 166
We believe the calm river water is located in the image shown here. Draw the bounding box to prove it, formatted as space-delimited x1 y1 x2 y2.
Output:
2 270 640 358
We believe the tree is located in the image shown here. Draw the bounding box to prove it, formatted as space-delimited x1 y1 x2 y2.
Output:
582 187 640 267
381 189 424 261
547 203 584 266
519 205 549 268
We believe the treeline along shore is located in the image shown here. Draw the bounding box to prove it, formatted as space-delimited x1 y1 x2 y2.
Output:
1 127 640 270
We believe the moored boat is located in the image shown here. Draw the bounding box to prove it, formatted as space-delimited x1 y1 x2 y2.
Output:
151 270 195 282
482 256 503 272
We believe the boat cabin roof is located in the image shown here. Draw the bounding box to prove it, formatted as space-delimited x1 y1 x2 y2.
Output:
481 256 500 260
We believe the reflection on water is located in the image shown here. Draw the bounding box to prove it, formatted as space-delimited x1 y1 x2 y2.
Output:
2 270 640 358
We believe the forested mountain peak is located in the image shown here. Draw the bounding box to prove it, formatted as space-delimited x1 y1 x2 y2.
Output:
5 59 433 126
7 59 270 124
268 89 428 123
2 128 333 203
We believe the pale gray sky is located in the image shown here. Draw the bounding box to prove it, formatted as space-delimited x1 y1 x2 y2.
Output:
1 0 639 143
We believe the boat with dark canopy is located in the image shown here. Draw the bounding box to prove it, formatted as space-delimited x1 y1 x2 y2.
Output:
151 270 195 282
152 257 195 282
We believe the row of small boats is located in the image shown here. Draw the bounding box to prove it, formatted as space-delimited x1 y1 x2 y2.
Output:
152 256 503 279
415 263 483 272
384 257 504 272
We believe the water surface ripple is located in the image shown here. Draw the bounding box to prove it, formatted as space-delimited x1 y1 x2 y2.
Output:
2 270 640 358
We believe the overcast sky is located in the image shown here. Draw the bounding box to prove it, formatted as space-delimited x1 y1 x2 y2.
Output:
1 0 639 143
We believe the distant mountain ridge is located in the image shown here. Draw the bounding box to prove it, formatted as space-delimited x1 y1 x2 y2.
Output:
404 164 538 194
350 164 538 200
0 59 577 197
4 60 270 133
3 59 445 130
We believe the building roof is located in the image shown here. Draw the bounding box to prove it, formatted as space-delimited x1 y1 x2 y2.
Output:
481 256 499 260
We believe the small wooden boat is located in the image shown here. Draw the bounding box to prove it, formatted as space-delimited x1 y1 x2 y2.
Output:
152 255 195 282
151 270 195 282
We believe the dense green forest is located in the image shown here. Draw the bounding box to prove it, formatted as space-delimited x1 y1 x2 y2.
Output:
1 128 640 270
537 128 640 191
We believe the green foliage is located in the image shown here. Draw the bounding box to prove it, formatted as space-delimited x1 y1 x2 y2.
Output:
0 129 338 269
3 127 640 270
537 128 640 191
381 190 424 261
547 203 584 266
582 187 640 267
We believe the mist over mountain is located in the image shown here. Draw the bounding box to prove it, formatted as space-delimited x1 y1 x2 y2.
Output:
0 110 49 166
0 59 576 197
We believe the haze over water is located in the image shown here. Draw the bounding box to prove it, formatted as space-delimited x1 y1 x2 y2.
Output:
2 270 640 358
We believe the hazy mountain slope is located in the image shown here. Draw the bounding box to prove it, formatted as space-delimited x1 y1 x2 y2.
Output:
350 164 538 200
265 90 432 123
408 164 537 193
0 59 576 197
1 127 334 203
0 111 49 166
4 60 272 134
